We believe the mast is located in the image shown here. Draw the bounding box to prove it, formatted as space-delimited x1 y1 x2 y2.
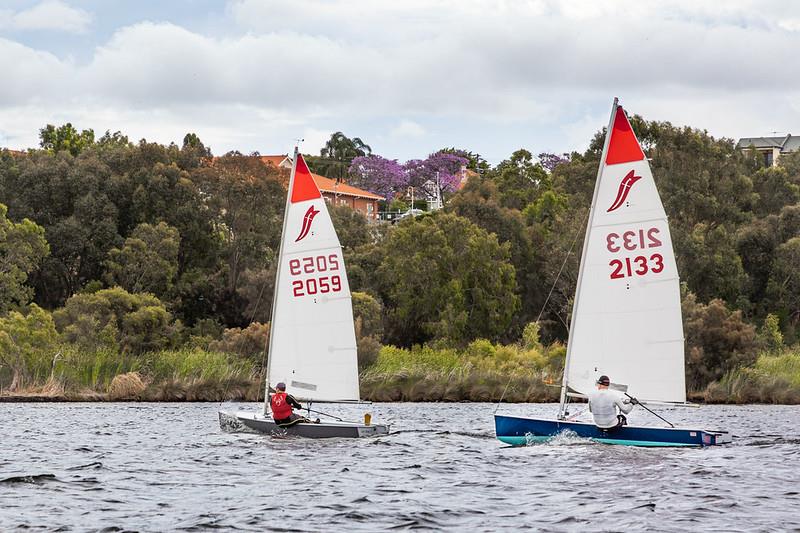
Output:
558 98 619 419
263 146 300 415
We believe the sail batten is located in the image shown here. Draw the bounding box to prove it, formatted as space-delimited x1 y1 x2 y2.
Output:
563 101 686 405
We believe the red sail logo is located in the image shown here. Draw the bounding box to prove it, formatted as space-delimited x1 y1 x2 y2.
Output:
295 205 320 242
607 170 642 212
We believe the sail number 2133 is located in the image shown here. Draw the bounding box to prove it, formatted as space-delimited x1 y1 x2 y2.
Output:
606 227 664 280
289 254 342 297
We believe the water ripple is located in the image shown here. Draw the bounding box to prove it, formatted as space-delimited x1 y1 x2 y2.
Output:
1 402 799 531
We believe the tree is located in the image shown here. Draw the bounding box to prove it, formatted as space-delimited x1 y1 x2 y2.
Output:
320 131 371 161
0 304 59 391
489 149 550 210
0 204 50 313
209 322 270 367
53 287 177 354
438 147 490 174
195 154 285 297
376 212 518 345
751 166 800 217
39 123 95 156
404 151 468 199
736 217 780 312
348 155 404 199
329 204 375 251
446 177 537 337
537 152 571 173
674 223 747 306
682 291 758 391
766 237 800 338
312 132 372 180
352 292 383 368
104 222 180 297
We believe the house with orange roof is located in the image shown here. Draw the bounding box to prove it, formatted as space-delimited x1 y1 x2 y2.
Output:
260 155 383 221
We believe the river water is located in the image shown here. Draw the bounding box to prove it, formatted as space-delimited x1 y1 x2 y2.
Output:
1 402 798 531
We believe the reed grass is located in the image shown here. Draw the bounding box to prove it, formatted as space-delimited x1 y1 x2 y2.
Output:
359 340 563 402
6 339 800 404
1 345 260 401
703 348 800 404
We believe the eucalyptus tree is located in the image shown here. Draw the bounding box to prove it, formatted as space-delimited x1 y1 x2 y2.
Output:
0 204 50 314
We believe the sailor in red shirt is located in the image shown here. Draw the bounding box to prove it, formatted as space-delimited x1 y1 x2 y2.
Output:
270 382 310 426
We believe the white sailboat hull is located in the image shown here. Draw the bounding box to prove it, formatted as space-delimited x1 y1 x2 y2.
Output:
219 410 390 439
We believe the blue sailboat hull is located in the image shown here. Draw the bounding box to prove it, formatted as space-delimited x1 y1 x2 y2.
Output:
494 414 731 447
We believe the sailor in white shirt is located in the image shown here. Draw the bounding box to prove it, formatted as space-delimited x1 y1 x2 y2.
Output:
588 375 637 429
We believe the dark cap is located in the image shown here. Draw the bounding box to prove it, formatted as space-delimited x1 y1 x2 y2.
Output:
276 382 286 391
596 375 610 386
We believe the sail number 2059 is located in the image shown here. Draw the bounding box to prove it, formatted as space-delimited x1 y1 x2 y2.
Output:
289 254 342 297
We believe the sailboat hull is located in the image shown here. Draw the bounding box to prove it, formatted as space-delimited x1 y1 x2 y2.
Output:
219 410 390 439
495 414 731 447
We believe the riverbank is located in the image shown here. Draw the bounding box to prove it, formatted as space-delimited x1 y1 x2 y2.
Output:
3 344 800 404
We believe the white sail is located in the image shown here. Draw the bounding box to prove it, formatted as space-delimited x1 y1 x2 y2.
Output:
564 101 686 403
266 151 360 402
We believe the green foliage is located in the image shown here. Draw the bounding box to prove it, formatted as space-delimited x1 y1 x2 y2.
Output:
104 221 180 297
682 291 758 390
209 322 269 365
329 204 373 250
766 237 800 341
359 340 561 402
53 287 177 354
352 292 383 340
134 348 253 383
760 314 784 354
197 153 285 300
5 113 800 402
0 304 59 391
376 212 519 345
488 149 550 210
310 132 372 180
521 322 543 351
675 223 747 305
704 348 800 404
39 123 95 156
0 204 50 313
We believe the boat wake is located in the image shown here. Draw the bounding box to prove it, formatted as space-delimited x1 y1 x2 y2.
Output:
523 429 589 446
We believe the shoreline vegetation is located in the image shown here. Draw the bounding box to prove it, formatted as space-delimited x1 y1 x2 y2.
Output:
4 123 800 407
3 341 800 404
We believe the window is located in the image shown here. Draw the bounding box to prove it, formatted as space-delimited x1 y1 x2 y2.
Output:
367 203 374 214
764 150 774 166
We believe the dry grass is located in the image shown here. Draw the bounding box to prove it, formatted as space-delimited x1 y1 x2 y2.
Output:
107 372 147 400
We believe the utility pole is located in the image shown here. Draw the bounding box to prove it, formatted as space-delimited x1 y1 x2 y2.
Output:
434 171 442 210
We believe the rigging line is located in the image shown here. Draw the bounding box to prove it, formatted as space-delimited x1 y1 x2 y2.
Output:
493 380 513 414
534 206 591 325
493 207 590 415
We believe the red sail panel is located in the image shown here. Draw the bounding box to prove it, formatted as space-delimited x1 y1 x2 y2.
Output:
606 106 645 165
290 153 322 203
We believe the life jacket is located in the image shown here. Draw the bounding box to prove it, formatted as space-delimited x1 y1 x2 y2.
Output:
270 392 293 420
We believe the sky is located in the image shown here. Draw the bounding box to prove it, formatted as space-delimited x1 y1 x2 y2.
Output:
1 0 799 164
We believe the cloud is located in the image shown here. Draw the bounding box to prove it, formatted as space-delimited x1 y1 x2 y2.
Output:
390 120 426 138
778 18 800 32
2 1 800 160
0 1 92 34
